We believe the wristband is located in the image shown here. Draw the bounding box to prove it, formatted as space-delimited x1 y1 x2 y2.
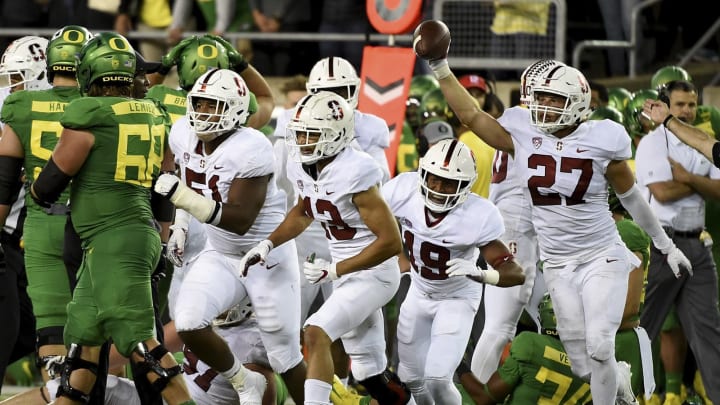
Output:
663 114 674 127
481 269 500 285
429 59 451 80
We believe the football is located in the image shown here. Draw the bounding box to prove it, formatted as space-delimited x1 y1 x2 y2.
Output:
413 20 451 61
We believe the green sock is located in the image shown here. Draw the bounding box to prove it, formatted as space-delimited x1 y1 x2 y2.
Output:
274 373 289 405
665 371 682 394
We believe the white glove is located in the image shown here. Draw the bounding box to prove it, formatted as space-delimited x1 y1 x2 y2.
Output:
661 244 693 278
445 258 482 278
238 239 274 277
155 173 221 225
166 224 187 267
303 258 338 285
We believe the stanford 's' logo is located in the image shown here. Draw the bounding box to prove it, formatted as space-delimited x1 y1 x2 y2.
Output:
328 100 344 120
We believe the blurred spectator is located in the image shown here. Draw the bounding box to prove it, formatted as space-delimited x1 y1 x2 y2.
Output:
0 1 47 51
85 0 119 29
115 0 173 65
597 0 644 76
417 120 456 157
317 0 370 71
489 0 552 80
168 0 254 58
589 80 609 110
248 0 317 76
280 74 308 109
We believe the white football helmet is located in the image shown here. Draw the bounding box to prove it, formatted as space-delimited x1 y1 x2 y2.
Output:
0 36 52 91
519 59 566 106
286 91 354 164
306 57 361 108
529 65 592 133
213 296 253 328
418 139 477 213
187 68 251 141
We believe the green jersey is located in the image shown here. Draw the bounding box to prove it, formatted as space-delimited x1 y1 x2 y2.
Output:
616 218 651 311
60 97 169 240
146 85 187 124
497 332 591 404
396 121 419 173
1 86 81 213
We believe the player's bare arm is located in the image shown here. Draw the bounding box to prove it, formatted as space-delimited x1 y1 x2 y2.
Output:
479 240 525 287
0 124 25 158
267 195 314 248
221 174 271 235
457 369 512 405
338 185 402 277
242 65 274 130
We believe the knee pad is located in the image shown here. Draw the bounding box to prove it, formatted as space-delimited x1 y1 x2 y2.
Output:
425 377 460 404
347 345 386 381
562 338 591 378
360 369 412 405
131 342 181 403
587 333 615 362
56 344 97 404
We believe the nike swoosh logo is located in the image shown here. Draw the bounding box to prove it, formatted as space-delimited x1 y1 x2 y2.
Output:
606 258 618 263
442 239 452 244
214 165 223 169
318 270 328 281
266 263 279 269
576 148 589 153
325 191 335 195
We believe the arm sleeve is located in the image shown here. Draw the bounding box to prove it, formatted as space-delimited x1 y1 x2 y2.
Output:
616 184 673 253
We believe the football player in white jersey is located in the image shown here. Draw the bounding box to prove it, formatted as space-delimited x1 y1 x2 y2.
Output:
239 91 411 405
470 59 564 383
382 139 525 405
154 69 306 404
413 22 691 404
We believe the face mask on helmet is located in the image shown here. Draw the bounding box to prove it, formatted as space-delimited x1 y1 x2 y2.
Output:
286 91 354 164
519 59 566 106
418 139 477 213
47 25 93 82
187 68 251 142
306 57 361 109
213 296 253 328
538 293 557 336
529 65 591 133
177 36 230 91
0 36 52 92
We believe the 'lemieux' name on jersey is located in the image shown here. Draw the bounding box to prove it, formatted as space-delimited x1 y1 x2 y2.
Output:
170 116 286 254
383 172 504 295
499 106 630 259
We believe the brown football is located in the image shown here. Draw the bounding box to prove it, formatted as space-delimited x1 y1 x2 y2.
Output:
413 20 451 61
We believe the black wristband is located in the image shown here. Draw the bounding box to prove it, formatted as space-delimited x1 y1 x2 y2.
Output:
663 114 674 127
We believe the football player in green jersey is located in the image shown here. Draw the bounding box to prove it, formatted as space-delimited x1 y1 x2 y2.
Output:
29 32 196 405
0 28 92 388
456 294 593 404
148 34 273 130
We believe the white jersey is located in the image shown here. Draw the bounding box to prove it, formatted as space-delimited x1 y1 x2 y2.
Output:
286 147 383 261
382 172 504 296
274 108 391 182
170 117 285 253
489 149 525 204
500 107 628 259
635 125 720 230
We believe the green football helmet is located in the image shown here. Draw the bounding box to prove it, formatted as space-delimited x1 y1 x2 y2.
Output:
651 65 692 92
419 87 452 126
46 25 93 82
626 89 659 135
76 32 135 94
176 35 230 91
588 105 625 126
607 87 632 113
538 293 558 336
407 75 439 130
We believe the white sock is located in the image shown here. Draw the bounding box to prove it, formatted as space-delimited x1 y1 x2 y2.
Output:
219 356 245 386
305 378 332 405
